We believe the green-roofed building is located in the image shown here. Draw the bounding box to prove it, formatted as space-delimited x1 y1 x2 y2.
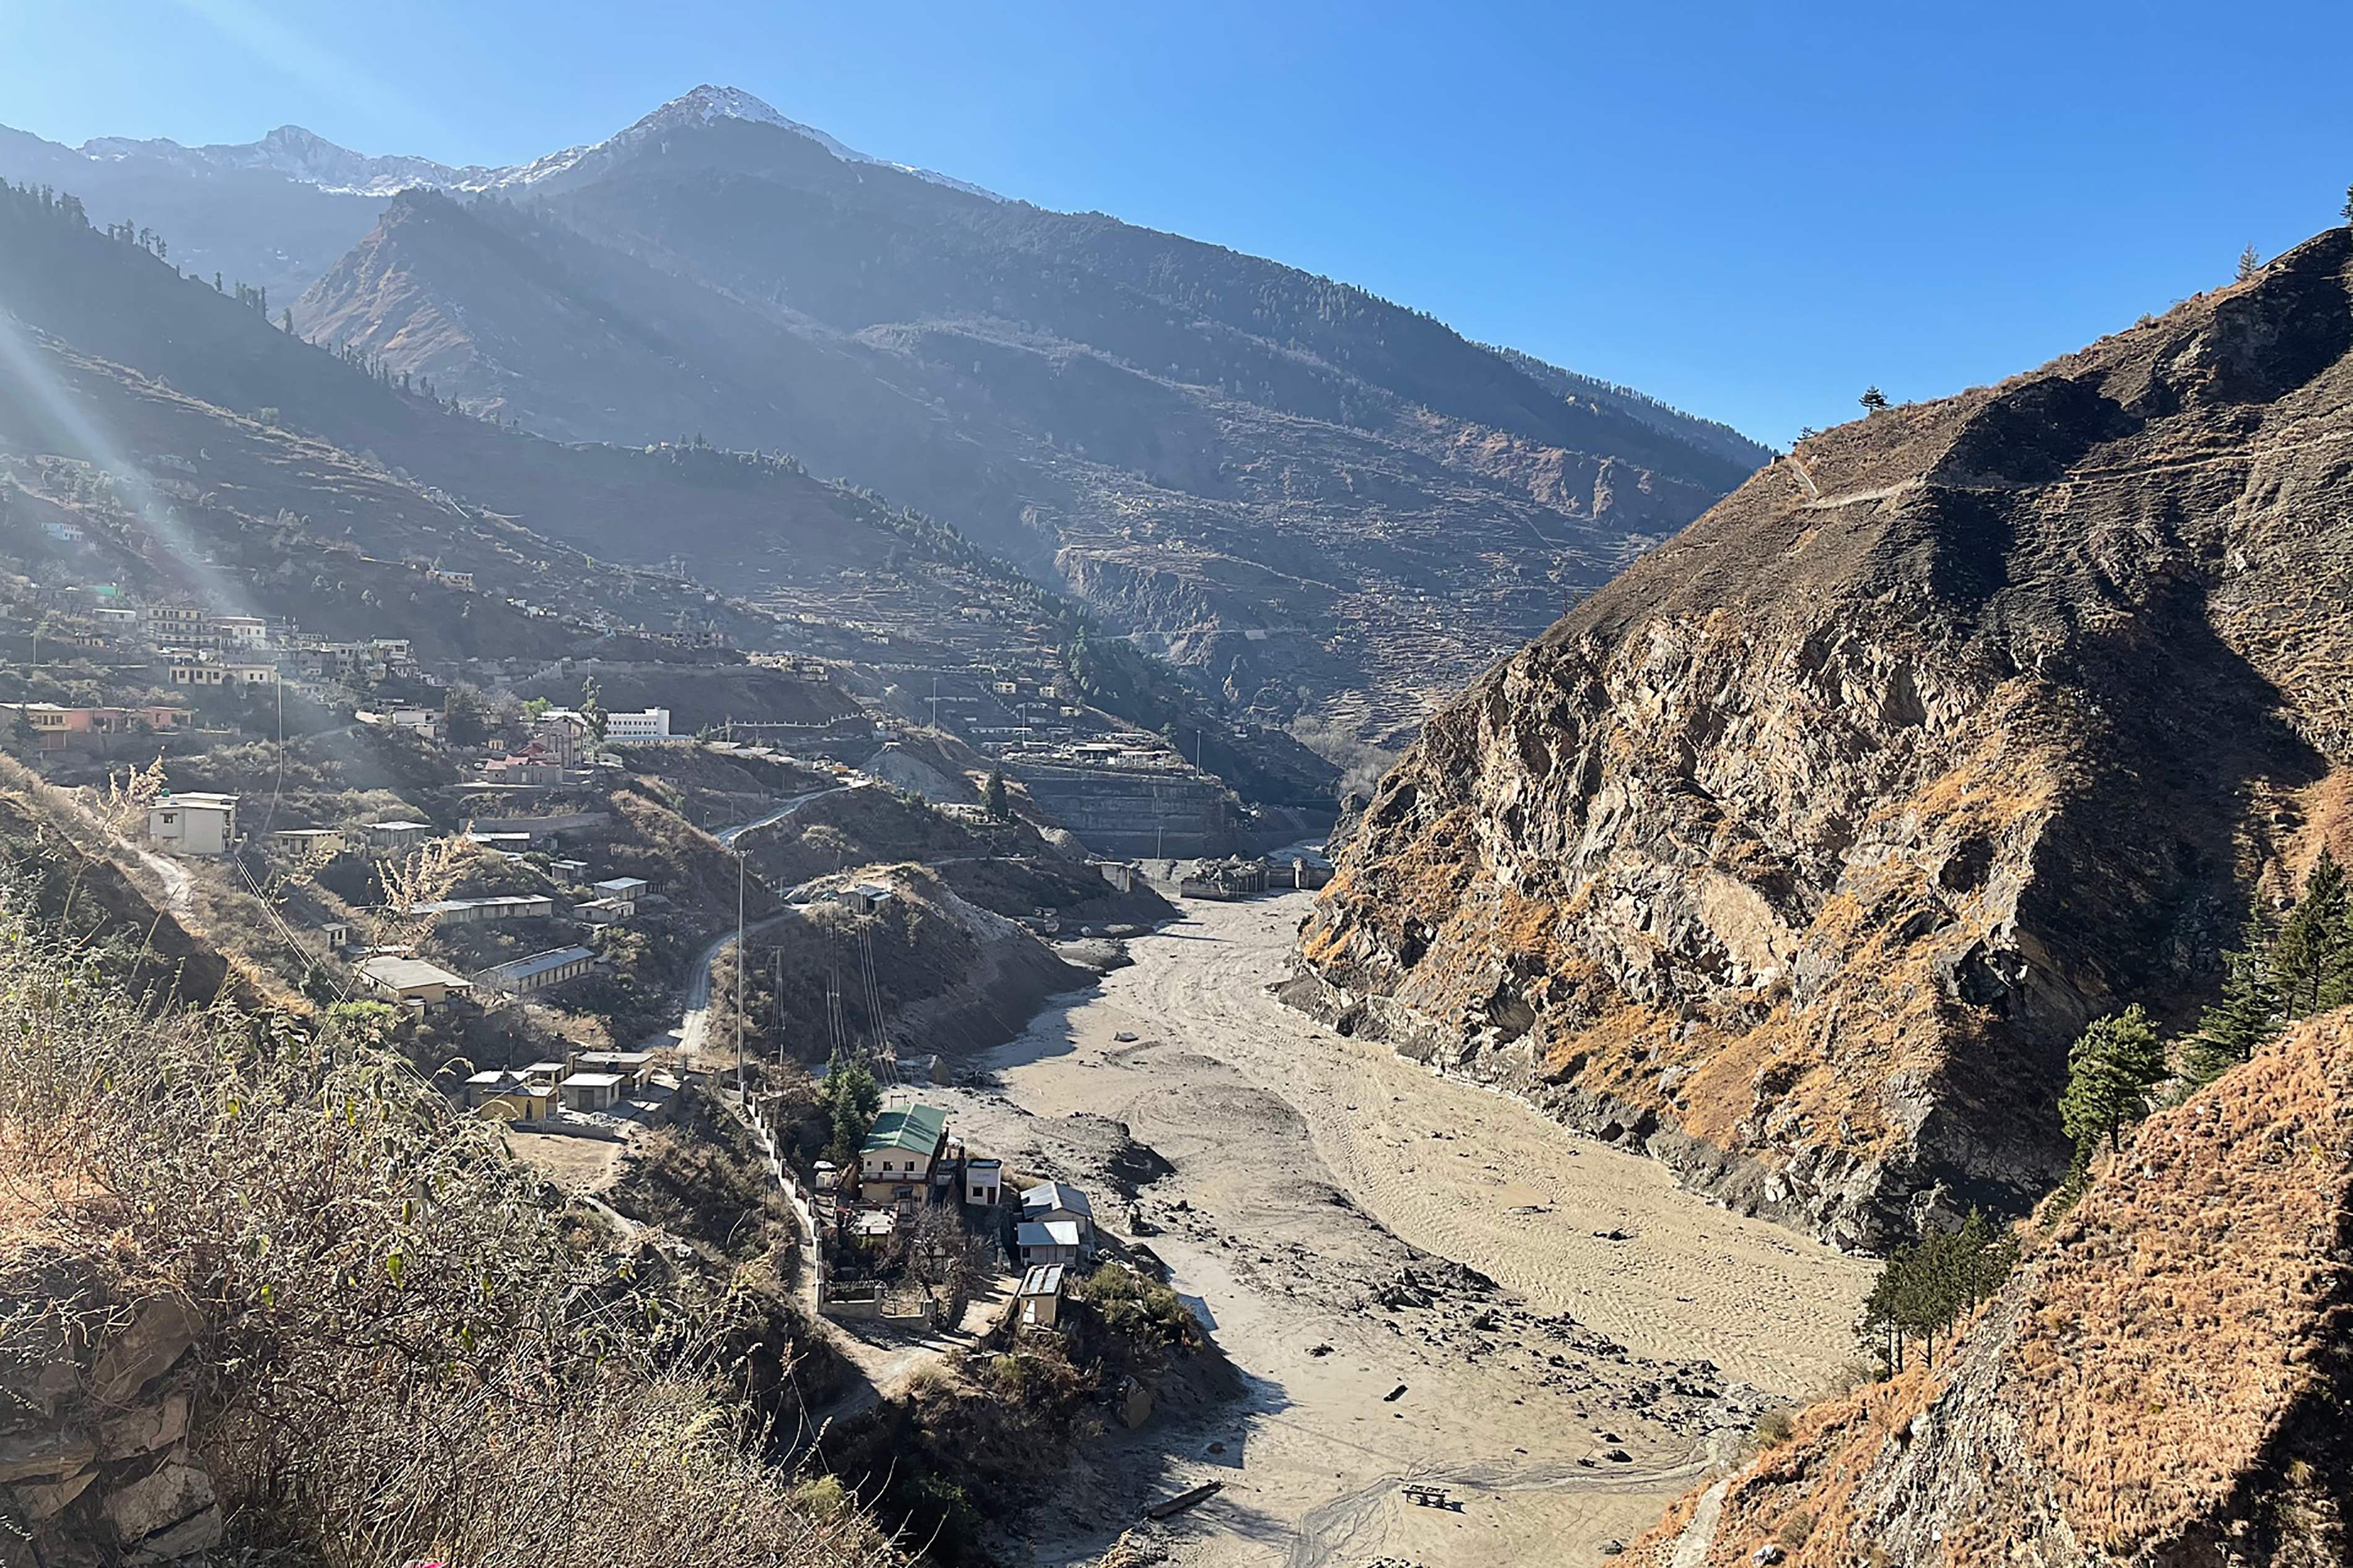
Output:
858 1102 952 1204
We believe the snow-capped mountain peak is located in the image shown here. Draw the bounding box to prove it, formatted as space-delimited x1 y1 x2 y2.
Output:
49 87 1001 204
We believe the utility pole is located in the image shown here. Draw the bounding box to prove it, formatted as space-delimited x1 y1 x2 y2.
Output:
734 849 746 1099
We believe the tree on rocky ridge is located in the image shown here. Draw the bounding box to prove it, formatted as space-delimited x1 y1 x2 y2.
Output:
984 769 1009 820
2059 1003 2167 1157
2271 849 2351 1018
2237 244 2263 282
1859 386 1889 412
2179 926 2284 1088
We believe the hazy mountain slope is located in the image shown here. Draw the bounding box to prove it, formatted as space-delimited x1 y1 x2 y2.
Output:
0 183 1029 646
0 183 1337 809
267 90 1760 743
1293 228 2353 1247
4 87 1772 740
261 87 1769 742
0 124 384 303
1493 345 1778 472
1643 1009 2353 1567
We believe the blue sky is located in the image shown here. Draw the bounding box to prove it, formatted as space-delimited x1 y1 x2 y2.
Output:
4 0 2351 447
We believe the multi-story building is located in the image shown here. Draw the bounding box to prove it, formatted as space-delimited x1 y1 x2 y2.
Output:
147 792 238 855
605 707 672 740
142 603 212 649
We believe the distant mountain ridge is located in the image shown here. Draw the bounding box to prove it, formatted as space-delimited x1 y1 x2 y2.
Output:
43 87 999 202
0 87 1771 745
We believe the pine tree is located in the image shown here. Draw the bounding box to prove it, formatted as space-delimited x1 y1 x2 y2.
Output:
984 768 1009 820
2271 849 2350 1017
2237 244 2263 282
2180 928 2284 1086
2059 1003 2166 1155
1859 386 1890 412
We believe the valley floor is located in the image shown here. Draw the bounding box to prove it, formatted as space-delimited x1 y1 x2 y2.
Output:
928 892 1873 1568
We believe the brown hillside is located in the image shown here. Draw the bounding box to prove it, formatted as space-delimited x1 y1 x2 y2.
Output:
1296 228 2353 1245
1641 1008 2353 1567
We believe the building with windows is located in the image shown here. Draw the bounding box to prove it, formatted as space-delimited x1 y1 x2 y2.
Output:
356 955 471 1013
857 1102 951 1205
481 945 599 995
0 703 183 752
146 792 238 856
606 707 674 740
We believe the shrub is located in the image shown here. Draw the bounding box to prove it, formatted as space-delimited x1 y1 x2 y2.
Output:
0 893 883 1568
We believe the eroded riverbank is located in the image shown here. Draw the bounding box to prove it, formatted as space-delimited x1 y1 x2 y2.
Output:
929 891 1872 1568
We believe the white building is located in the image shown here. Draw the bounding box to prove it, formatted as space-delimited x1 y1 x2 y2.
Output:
147 792 238 856
215 616 269 649
965 1158 1004 1206
605 707 673 740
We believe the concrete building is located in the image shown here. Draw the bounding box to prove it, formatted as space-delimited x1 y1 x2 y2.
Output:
858 1102 950 1205
146 793 238 856
356 955 471 1013
214 616 269 650
1003 755 1232 858
0 703 183 752
481 945 599 995
359 821 435 852
964 1158 1005 1206
558 1072 627 1114
269 828 347 855
605 707 672 740
576 1049 658 1090
1016 1263 1066 1328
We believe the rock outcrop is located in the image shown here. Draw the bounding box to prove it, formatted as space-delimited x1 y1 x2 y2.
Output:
1640 1009 2353 1567
0 1245 220 1566
1294 229 2353 1246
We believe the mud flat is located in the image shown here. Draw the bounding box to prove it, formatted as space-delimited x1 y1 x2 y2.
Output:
930 892 1872 1568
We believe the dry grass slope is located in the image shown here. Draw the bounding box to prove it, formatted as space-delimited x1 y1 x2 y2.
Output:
1637 1009 2353 1567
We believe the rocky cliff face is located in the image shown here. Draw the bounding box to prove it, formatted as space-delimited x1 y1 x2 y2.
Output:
0 1244 219 1566
1294 230 2353 1247
1640 1009 2353 1567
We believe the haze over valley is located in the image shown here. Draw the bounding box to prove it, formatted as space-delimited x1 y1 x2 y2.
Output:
1 15 2351 1568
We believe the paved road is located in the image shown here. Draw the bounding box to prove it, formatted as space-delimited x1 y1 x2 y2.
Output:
638 782 859 1057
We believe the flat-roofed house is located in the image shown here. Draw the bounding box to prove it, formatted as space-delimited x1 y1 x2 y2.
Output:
964 1158 1004 1206
356 955 471 1014
558 1072 626 1114
270 827 347 855
146 792 238 856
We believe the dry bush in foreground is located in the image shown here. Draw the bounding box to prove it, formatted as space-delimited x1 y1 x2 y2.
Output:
0 897 890 1568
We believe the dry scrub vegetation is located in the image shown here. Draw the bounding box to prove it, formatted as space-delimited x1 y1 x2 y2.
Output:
0 891 890 1567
